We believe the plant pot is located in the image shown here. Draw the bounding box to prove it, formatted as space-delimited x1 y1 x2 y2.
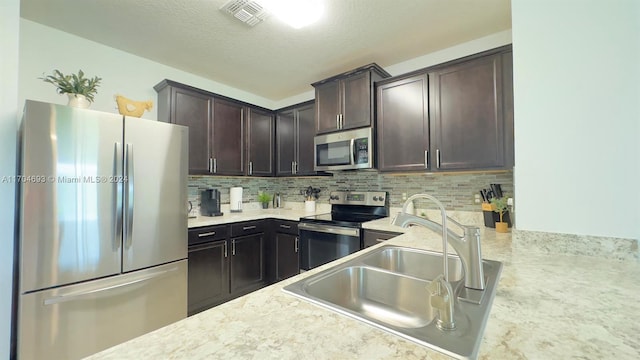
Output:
495 222 509 233
261 202 269 209
67 94 91 109
305 200 316 213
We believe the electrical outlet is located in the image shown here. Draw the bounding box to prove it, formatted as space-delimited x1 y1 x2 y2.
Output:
507 198 514 206
402 192 407 201
474 194 481 204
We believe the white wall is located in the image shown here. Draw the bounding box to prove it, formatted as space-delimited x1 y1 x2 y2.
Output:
512 0 640 239
384 30 512 77
273 30 513 109
0 1 19 358
19 19 277 117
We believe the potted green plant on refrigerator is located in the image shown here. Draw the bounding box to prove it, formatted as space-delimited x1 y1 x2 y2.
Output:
40 69 102 108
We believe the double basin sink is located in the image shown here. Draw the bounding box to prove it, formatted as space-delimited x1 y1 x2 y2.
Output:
283 246 502 359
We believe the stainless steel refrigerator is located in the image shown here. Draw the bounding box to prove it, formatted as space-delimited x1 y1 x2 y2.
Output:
16 100 188 360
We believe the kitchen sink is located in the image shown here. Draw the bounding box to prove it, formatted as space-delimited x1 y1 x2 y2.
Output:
304 266 434 328
283 245 503 359
361 246 465 282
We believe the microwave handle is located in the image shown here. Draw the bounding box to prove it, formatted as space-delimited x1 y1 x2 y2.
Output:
351 138 356 165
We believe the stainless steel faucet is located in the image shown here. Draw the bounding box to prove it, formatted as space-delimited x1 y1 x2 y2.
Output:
391 194 487 331
391 194 486 291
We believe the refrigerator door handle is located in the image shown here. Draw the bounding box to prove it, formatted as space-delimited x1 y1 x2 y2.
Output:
124 143 135 248
43 266 179 306
114 142 124 250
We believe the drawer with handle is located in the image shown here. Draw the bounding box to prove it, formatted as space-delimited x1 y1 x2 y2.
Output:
188 225 228 246
273 220 298 235
230 220 265 237
362 229 402 248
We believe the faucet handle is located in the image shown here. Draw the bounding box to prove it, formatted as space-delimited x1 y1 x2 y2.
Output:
427 274 450 297
427 275 456 331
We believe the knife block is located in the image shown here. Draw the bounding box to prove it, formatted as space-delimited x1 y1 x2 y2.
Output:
481 203 512 228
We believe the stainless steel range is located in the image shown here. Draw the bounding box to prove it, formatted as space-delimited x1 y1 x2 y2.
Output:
298 191 389 270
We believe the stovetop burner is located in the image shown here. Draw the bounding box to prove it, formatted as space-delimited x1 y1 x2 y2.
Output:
300 191 389 227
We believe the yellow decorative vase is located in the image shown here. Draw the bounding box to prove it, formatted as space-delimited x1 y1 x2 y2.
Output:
495 222 509 233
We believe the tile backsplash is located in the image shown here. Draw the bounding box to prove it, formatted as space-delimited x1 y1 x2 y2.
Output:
189 170 513 212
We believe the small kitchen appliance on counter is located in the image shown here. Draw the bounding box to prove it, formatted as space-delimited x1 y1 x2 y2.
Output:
200 189 223 217
230 186 243 213
298 191 389 270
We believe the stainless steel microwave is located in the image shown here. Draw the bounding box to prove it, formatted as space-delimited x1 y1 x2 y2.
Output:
314 127 374 171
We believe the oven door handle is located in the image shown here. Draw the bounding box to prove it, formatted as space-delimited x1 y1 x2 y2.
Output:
298 222 360 237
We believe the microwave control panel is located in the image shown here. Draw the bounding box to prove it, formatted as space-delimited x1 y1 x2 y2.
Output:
354 138 369 164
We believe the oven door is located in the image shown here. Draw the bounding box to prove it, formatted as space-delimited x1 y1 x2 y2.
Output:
298 223 361 270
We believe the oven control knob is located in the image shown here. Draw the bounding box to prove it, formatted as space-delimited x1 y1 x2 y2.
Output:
378 197 385 202
373 196 379 201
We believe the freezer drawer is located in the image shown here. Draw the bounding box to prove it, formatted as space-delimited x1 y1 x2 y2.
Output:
17 260 187 360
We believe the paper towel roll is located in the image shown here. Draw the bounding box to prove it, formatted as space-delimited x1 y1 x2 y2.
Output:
230 187 243 212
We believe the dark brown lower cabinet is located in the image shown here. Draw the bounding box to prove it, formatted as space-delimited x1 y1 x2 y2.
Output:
269 220 299 281
188 221 267 316
363 229 402 248
187 240 229 316
275 232 299 281
230 233 265 294
188 219 302 315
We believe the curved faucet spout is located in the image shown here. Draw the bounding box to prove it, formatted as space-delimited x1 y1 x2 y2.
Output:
394 194 451 281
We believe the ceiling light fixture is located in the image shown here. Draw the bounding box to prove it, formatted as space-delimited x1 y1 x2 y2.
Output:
258 0 324 29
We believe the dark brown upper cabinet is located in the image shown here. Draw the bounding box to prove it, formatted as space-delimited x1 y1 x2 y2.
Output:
429 51 512 170
376 73 430 172
156 80 275 176
275 101 317 176
212 98 244 175
246 107 274 176
312 64 390 135
375 46 514 172
155 84 212 174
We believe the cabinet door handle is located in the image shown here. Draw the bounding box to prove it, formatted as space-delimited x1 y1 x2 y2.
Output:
424 150 429 169
232 239 236 256
279 224 291 229
340 114 344 129
291 161 295 174
295 237 299 253
336 114 340 129
375 238 386 243
249 161 253 175
243 225 257 231
293 161 297 174
213 158 217 173
436 149 441 169
224 241 228 258
198 231 216 238
209 158 213 173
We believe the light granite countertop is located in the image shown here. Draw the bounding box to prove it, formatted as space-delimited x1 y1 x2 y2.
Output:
188 203 332 228
88 214 640 359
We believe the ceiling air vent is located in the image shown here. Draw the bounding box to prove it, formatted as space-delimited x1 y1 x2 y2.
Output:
220 0 270 27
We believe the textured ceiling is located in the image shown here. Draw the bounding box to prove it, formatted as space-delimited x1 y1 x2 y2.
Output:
20 0 511 101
